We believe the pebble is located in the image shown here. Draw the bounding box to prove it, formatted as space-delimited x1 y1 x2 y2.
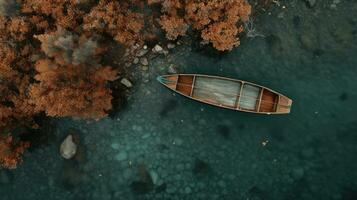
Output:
141 133 150 139
184 186 192 194
173 138 183 146
153 44 163 53
120 78 133 88
167 43 175 49
218 180 226 188
140 57 149 66
115 151 128 161
60 135 77 159
292 167 304 180
136 49 148 57
176 164 184 171
111 143 120 150
133 57 139 64
123 168 133 180
141 65 149 71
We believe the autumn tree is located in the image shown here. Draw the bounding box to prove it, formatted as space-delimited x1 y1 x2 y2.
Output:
149 0 252 51
83 0 144 46
0 135 30 169
30 28 118 119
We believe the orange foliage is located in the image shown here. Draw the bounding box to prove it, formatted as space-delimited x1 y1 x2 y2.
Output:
160 15 188 40
30 60 117 119
0 43 37 130
201 22 244 51
0 135 30 169
21 0 84 29
151 0 252 51
30 29 118 119
83 0 144 46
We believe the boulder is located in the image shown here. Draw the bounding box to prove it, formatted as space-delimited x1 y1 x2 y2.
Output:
60 135 77 159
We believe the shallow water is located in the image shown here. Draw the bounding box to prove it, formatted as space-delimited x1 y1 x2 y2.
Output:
1 1 357 200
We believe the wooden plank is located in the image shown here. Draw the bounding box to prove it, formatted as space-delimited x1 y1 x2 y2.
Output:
256 88 264 111
189 75 196 97
275 95 281 111
176 75 194 96
239 84 261 111
192 76 240 108
236 82 244 109
259 89 278 112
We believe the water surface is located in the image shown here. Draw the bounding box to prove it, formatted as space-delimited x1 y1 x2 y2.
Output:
1 1 357 200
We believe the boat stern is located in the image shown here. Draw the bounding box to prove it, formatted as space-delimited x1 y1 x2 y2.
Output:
276 95 293 114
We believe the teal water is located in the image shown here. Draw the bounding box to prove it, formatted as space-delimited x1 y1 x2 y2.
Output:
1 1 357 200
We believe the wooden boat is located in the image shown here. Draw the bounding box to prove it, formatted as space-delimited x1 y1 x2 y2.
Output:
157 74 292 114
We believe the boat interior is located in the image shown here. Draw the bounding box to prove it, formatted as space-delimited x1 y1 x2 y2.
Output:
167 74 281 113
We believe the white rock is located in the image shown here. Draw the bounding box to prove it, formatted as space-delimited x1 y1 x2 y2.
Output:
121 78 133 88
143 45 148 50
133 57 139 64
60 135 77 159
153 44 163 52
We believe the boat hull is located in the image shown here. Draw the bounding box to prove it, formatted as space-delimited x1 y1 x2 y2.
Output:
157 74 292 114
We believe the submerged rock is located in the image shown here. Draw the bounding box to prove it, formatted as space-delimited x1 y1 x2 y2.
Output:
155 183 167 193
60 135 77 159
121 78 133 88
167 64 178 74
149 170 159 185
291 167 305 180
304 0 316 8
115 151 128 161
131 165 154 194
216 124 231 139
193 159 209 175
60 161 86 189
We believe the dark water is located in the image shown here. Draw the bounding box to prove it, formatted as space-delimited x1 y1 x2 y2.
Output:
1 1 357 200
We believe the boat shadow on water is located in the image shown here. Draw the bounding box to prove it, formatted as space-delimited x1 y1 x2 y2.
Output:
158 99 179 118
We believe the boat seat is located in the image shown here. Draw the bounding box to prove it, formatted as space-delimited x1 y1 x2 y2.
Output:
192 76 241 108
239 84 261 111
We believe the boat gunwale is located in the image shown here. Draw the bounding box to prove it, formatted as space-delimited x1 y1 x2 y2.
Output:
158 74 292 114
